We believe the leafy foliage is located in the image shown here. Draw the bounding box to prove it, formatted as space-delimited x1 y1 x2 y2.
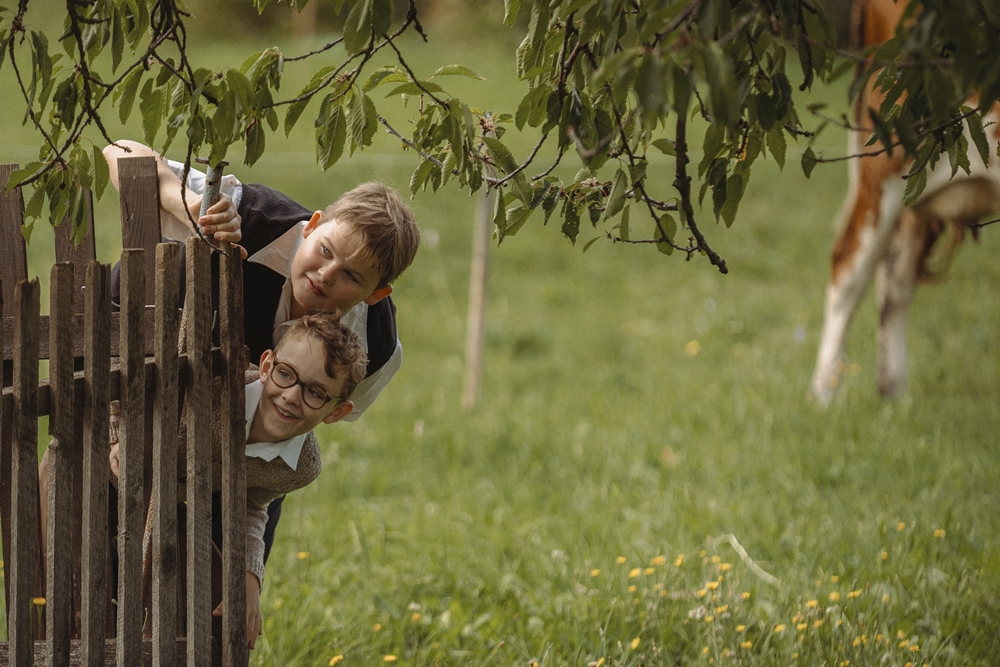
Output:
1 0 998 270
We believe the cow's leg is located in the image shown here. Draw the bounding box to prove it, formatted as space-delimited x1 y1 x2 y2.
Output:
874 209 924 397
812 179 904 405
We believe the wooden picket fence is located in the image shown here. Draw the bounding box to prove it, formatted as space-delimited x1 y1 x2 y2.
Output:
0 157 249 666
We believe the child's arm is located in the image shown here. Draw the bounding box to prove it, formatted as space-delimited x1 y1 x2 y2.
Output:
103 140 242 244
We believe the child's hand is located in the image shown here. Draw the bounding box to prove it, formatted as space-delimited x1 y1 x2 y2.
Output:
189 193 243 244
213 572 264 650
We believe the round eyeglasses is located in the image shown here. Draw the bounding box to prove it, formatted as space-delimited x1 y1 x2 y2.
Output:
269 359 341 410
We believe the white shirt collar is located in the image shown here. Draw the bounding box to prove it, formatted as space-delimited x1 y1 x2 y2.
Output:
244 379 309 470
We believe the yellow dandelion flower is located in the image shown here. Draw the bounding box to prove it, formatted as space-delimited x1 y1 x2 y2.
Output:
32 597 46 606
847 590 862 599
909 645 920 652
719 563 732 572
653 583 663 590
705 616 714 623
617 556 627 564
880 551 888 561
629 568 641 578
898 522 906 531
829 592 840 602
831 575 839 583
792 614 801 623
710 555 721 564
898 630 906 639
383 656 397 662
774 624 786 633
814 620 824 628
630 637 640 650
675 554 685 567
793 653 799 659
741 592 751 600
297 551 309 560
741 641 752 649
697 589 708 598
628 585 636 593
899 640 910 648
840 661 850 667
882 594 890 602
806 600 818 608
852 638 861 647
591 569 601 577
876 634 883 642
650 556 666 566
686 340 700 356
373 623 382 632
699 550 707 557
904 663 913 667
934 529 945 539
412 613 420 622
660 589 667 597
796 623 807 631
736 624 746 632
329 656 344 666
594 659 605 667
715 605 728 614
273 598 283 610
706 581 719 590
644 567 655 575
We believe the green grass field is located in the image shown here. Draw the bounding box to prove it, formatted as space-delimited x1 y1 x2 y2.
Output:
2 3 1000 664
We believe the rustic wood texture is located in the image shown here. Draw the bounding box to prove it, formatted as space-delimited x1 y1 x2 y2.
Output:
0 165 28 319
0 638 189 665
151 244 181 667
2 307 158 361
117 157 161 305
10 278 41 666
81 262 111 667
219 251 248 667
0 282 10 634
184 237 213 667
117 250 147 667
47 264 76 667
54 192 97 314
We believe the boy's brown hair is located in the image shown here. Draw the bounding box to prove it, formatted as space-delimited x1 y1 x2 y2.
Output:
275 312 368 400
321 182 420 287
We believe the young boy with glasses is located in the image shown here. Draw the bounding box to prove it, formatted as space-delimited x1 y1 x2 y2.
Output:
111 311 367 649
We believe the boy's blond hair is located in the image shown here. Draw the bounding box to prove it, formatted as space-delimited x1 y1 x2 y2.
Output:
275 312 368 400
321 182 420 287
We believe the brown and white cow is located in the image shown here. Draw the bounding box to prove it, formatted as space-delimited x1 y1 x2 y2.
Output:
810 0 1000 405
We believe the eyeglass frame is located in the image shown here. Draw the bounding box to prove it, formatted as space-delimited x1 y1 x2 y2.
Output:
267 357 343 410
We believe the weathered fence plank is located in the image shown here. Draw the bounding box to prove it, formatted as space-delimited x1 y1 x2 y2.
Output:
117 250 146 667
47 264 76 667
220 251 248 667
0 638 188 665
80 262 111 667
185 237 213 667
11 278 41 666
117 157 160 305
151 243 181 667
0 165 28 320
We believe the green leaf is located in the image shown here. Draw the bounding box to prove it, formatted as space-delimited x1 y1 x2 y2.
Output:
503 206 534 238
111 6 125 72
115 67 142 125
651 138 675 156
720 172 745 228
386 81 445 97
604 168 628 220
226 69 255 110
561 200 580 243
372 0 393 38
92 145 110 199
619 205 630 240
139 79 164 146
656 214 676 255
362 66 409 92
409 158 435 195
483 136 518 174
902 167 926 207
316 102 347 170
582 236 601 253
966 110 991 167
431 65 484 80
5 162 43 194
801 146 818 178
245 121 266 166
766 126 787 169
343 0 372 55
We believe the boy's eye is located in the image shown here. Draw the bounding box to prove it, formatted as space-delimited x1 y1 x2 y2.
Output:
306 386 327 402
321 243 332 257
344 270 358 283
276 367 294 382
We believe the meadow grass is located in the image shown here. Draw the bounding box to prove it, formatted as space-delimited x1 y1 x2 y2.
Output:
1 3 999 664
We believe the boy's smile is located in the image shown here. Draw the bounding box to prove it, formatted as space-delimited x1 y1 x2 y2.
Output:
248 335 353 445
289 213 392 318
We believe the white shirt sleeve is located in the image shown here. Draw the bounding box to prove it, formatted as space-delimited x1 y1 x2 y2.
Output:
159 159 245 240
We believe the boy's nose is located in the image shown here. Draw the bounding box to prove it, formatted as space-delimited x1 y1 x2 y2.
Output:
317 262 339 283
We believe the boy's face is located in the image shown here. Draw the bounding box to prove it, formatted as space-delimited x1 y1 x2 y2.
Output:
249 334 354 444
289 213 393 318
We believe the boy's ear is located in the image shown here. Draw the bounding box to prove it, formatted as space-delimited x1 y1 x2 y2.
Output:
302 211 324 237
258 349 274 378
363 285 393 306
323 400 354 424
